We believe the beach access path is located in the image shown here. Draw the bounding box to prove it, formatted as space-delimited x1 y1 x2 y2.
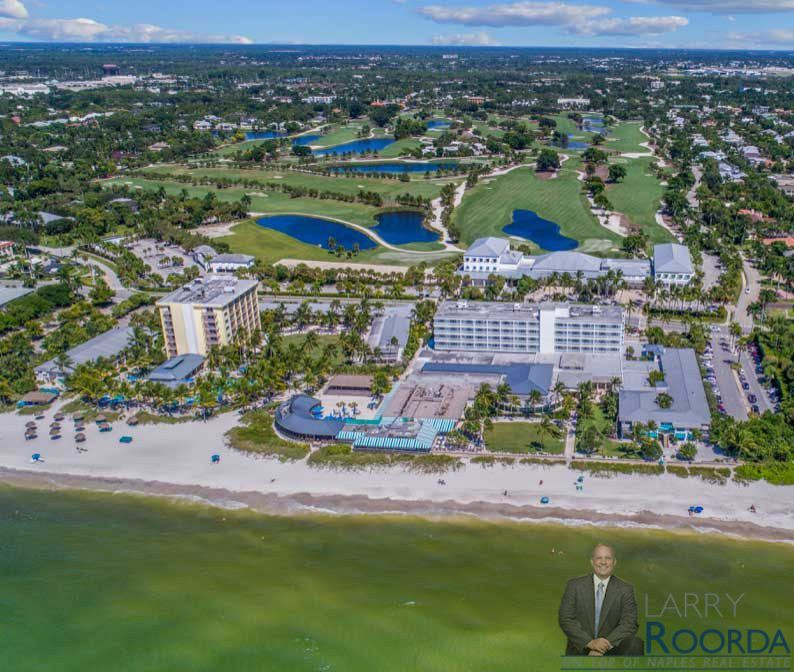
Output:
2 403 792 540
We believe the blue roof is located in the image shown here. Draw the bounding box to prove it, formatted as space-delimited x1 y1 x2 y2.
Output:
421 362 553 396
148 354 205 387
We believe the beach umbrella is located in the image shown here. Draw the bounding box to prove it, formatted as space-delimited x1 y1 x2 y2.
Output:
127 416 139 426
694 506 704 513
73 413 84 422
49 427 60 435
50 421 61 428
95 414 107 423
211 454 220 464
25 421 36 428
54 413 64 421
75 433 86 442
31 453 41 462
75 424 85 432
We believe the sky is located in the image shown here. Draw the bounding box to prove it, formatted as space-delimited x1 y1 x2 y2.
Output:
0 0 793 50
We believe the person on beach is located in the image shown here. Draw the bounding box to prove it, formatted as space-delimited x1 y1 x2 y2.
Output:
558 543 644 657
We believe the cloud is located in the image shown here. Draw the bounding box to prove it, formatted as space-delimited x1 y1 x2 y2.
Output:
0 0 27 19
621 0 794 12
0 16 253 43
431 31 501 44
418 1 610 27
726 28 794 45
570 14 688 35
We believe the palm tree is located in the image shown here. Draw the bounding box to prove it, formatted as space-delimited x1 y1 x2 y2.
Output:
537 415 562 451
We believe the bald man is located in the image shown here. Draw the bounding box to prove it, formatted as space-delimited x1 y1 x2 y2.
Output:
558 544 644 656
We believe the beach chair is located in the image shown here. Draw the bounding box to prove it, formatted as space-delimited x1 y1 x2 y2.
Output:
211 454 220 464
31 453 41 462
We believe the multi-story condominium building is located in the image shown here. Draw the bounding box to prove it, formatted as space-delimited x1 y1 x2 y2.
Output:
458 238 693 289
156 276 261 357
433 301 624 355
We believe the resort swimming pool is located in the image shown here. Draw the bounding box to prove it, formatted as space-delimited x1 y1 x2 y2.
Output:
372 211 438 245
503 209 577 251
313 138 395 156
257 215 377 250
328 161 457 175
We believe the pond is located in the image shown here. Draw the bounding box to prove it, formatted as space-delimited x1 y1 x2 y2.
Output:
426 119 450 130
256 215 378 250
328 161 458 175
583 116 605 133
292 134 321 146
372 211 438 245
313 138 395 156
503 209 577 251
245 131 283 140
552 135 588 150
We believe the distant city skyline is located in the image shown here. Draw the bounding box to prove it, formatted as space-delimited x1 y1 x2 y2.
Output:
0 0 792 50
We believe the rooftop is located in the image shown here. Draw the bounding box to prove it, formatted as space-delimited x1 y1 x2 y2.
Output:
35 326 135 375
147 354 205 387
653 244 693 275
421 361 553 396
157 275 258 308
618 348 710 428
210 253 255 265
465 236 510 258
435 300 623 323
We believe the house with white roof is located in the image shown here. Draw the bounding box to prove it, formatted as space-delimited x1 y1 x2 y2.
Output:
652 244 693 287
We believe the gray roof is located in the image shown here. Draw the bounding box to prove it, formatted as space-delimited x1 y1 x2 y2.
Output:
210 253 255 265
193 245 217 258
465 236 510 258
532 251 602 274
369 313 410 352
275 394 345 438
35 326 135 375
157 276 258 308
653 244 693 275
618 348 710 428
147 354 204 387
436 300 623 324
0 285 34 308
421 362 553 396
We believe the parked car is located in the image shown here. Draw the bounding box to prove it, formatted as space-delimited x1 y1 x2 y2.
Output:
741 382 750 390
751 405 760 414
748 394 757 404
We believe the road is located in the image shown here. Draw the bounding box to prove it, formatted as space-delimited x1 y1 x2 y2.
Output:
35 245 133 301
734 255 762 331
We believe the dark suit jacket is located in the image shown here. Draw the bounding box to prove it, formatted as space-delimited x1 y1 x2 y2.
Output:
558 574 639 655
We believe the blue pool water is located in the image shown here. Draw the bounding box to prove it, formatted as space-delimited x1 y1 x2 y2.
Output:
245 131 283 140
503 209 577 251
567 135 589 150
328 161 457 175
372 211 438 245
257 215 377 250
313 138 395 156
426 119 450 130
583 116 605 133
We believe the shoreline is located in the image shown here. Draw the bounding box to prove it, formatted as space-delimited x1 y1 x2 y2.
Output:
4 466 793 545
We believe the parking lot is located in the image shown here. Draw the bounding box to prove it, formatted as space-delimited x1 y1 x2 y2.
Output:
740 343 778 415
704 328 747 421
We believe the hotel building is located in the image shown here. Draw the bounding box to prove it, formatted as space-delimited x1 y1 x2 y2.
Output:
433 301 624 355
156 276 261 357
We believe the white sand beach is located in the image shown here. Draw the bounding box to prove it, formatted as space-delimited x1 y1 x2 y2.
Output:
2 405 792 541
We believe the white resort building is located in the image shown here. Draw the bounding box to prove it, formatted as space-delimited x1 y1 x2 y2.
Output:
433 301 624 355
458 237 693 288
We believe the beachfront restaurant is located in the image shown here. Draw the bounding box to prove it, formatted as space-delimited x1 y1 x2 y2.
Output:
275 394 345 441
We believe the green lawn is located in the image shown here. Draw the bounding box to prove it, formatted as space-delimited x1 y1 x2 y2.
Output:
141 165 447 200
378 138 422 158
310 123 366 148
453 163 620 250
605 121 648 154
3 486 792 672
607 157 674 245
281 333 345 366
484 421 564 454
575 405 632 457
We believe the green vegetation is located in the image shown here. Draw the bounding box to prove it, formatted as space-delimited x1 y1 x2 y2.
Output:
734 462 794 486
605 121 648 154
606 157 672 244
280 333 344 366
134 411 193 425
308 445 462 473
3 486 793 672
226 409 309 461
453 164 618 250
484 421 564 454
571 460 665 476
470 455 516 467
574 406 627 457
310 124 364 147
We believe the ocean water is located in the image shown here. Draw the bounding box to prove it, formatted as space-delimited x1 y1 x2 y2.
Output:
1 486 790 671
256 214 378 250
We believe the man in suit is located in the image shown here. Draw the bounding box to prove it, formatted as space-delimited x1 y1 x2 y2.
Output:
558 543 644 656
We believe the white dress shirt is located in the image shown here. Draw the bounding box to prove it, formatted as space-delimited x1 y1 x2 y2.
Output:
593 574 612 595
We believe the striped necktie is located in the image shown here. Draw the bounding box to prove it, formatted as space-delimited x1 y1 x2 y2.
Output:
595 582 605 635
